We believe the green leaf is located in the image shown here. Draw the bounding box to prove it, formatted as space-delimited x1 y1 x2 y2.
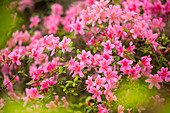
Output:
74 75 79 82
73 92 78 96
26 81 33 85
73 83 76 87
65 83 70 87
63 64 69 67
77 49 80 54
158 46 167 50
128 55 136 61
66 81 73 84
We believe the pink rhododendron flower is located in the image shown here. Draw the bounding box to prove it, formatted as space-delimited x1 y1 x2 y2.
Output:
130 64 141 80
23 88 43 107
99 59 111 73
89 87 102 102
71 18 85 35
102 40 115 54
59 36 71 53
77 50 91 65
102 52 114 62
86 36 95 45
0 99 5 109
98 104 109 113
107 93 117 102
118 105 124 113
104 68 117 83
127 108 132 113
86 76 94 90
141 66 153 77
61 97 69 110
48 77 57 85
157 67 170 80
51 3 63 15
46 101 57 108
8 49 22 65
118 58 133 72
40 79 49 90
116 44 125 57
145 74 163 89
127 41 136 54
3 76 13 92
17 0 33 12
71 61 84 78
141 55 152 67
94 75 106 89
29 46 44 59
29 16 41 28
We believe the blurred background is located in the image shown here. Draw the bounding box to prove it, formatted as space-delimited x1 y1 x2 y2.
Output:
0 0 80 49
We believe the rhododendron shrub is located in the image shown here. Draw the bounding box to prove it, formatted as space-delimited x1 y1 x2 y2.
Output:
0 0 170 113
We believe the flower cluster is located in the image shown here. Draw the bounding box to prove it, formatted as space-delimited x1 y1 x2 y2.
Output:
0 0 170 113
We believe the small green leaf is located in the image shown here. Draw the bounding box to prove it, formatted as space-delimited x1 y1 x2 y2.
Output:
77 49 80 54
63 64 69 67
66 81 73 84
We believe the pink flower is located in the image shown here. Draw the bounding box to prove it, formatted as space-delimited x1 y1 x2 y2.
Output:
71 61 84 78
118 105 124 113
102 40 115 54
25 88 43 99
59 36 71 53
77 50 91 65
99 59 111 73
102 52 114 62
141 66 153 77
127 41 135 54
23 88 43 107
29 16 41 28
94 75 106 89
116 44 125 57
40 79 49 90
29 46 44 58
48 77 57 85
106 5 122 24
51 3 63 15
46 101 56 108
0 99 5 109
98 104 109 113
89 87 102 102
86 36 95 45
152 95 165 106
54 95 61 106
32 68 43 81
8 49 21 65
130 64 141 80
157 67 170 80
46 62 56 72
127 108 132 113
61 97 69 110
71 18 85 35
141 55 152 67
104 68 117 83
145 74 163 89
107 93 117 102
118 58 133 72
86 76 94 90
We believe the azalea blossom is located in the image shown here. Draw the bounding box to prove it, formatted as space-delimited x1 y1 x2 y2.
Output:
29 16 41 28
89 87 102 102
118 105 124 113
102 40 115 54
23 88 43 107
145 74 163 89
59 36 71 53
118 58 133 72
